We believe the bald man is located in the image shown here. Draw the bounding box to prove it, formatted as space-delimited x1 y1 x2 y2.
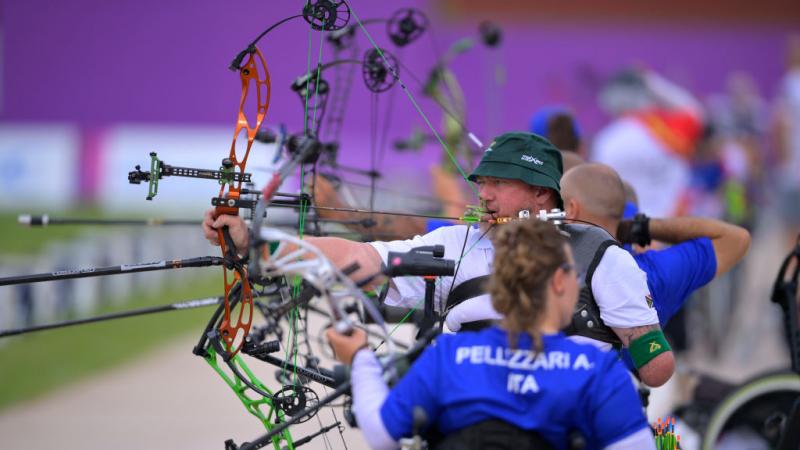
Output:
561 163 751 330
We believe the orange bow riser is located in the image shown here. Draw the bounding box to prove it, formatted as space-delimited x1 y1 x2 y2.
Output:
216 46 271 356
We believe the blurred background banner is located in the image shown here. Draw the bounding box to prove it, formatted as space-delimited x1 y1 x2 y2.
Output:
2 0 797 209
0 123 79 209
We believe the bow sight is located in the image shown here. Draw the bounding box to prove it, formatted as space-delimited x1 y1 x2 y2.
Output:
128 152 252 201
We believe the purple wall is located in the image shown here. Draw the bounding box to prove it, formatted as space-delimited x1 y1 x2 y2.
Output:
2 0 798 187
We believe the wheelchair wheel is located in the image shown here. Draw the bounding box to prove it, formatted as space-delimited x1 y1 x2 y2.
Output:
701 372 800 450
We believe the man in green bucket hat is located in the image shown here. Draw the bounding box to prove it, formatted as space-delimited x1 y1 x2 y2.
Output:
204 131 674 389
467 132 564 228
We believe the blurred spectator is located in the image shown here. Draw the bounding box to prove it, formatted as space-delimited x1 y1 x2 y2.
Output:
529 106 584 154
702 72 769 230
686 126 726 220
772 35 800 247
592 69 704 218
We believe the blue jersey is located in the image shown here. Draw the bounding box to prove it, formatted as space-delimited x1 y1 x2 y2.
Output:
621 238 716 371
380 327 648 450
635 237 716 327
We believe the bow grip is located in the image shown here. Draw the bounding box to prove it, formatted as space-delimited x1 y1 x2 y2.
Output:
219 225 238 266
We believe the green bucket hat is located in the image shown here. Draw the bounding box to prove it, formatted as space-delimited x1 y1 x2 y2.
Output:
468 132 564 208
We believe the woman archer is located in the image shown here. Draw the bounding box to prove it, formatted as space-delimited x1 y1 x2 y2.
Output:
326 219 656 450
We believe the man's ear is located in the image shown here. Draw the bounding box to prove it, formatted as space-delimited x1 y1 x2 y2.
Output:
532 187 556 210
565 197 580 220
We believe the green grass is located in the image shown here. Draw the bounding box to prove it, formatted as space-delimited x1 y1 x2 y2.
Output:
0 270 224 410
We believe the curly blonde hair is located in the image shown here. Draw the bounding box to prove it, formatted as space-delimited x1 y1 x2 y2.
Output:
490 220 569 351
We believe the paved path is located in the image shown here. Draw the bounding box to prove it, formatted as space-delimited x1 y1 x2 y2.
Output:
0 332 374 450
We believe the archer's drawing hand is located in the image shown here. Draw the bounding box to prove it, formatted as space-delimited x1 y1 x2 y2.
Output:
325 327 368 366
202 209 249 252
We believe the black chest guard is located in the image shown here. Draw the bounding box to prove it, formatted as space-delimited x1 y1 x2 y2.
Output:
561 223 622 347
442 223 622 347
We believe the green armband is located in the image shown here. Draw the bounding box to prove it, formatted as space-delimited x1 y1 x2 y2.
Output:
629 330 671 369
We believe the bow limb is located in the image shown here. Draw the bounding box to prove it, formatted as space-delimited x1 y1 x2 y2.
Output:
204 348 293 450
193 282 295 449
217 46 271 356
427 66 472 170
